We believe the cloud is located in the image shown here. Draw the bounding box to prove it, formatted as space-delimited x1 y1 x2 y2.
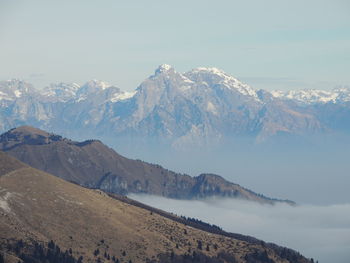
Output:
129 194 350 263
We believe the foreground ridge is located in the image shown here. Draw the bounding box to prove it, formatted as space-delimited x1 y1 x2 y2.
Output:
0 126 294 204
0 151 312 263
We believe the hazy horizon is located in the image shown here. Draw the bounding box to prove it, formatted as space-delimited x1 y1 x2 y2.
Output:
1 0 349 91
1 1 349 262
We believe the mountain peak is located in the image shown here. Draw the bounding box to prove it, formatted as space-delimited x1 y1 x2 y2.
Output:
5 78 25 84
41 82 80 101
0 126 64 150
192 67 226 74
0 79 34 99
184 67 259 99
271 87 350 104
84 79 111 90
187 67 242 84
154 64 175 75
189 67 235 79
76 79 113 99
9 126 50 137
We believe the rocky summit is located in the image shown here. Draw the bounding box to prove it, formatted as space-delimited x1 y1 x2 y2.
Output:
0 65 349 149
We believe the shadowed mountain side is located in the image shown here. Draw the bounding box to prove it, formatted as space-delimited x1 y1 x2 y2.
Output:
0 126 293 204
0 151 311 263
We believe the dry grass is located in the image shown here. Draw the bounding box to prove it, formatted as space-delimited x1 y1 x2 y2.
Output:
0 154 306 263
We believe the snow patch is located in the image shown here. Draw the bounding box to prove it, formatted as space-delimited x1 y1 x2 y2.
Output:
189 67 260 101
192 67 228 77
14 90 22 97
206 101 218 115
76 96 86 102
87 79 111 90
110 91 136 102
158 64 172 71
182 76 194 84
155 64 174 75
41 83 80 100
272 87 350 104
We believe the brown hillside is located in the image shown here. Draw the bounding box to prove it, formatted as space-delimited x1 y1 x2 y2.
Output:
0 151 26 176
0 151 310 263
0 126 292 204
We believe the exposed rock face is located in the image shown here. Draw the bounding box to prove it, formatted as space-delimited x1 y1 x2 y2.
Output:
1 66 349 149
0 126 292 204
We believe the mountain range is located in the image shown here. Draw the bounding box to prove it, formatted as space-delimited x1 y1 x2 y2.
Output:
0 150 312 263
1 65 350 149
0 126 291 204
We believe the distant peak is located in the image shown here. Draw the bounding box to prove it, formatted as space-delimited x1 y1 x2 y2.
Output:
84 79 111 90
190 67 232 78
188 67 242 82
47 82 80 91
54 82 80 88
193 67 225 74
10 126 49 137
6 78 25 84
155 64 175 75
0 126 67 149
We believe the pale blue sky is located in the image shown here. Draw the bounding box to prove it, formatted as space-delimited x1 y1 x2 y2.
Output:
0 0 349 91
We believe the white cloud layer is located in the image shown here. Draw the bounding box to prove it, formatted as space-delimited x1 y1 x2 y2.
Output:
129 194 350 263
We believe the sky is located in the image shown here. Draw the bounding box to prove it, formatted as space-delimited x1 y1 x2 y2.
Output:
130 194 350 263
1 0 349 91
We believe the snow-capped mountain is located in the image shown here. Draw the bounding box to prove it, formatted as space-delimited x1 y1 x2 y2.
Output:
38 79 137 104
0 79 36 101
184 67 259 100
271 86 350 104
0 65 349 149
40 82 80 102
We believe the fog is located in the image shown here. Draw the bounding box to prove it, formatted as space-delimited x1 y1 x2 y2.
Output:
74 132 350 262
130 194 350 263
64 132 349 262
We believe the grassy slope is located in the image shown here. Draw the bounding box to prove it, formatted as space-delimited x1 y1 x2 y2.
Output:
0 126 289 204
0 152 309 263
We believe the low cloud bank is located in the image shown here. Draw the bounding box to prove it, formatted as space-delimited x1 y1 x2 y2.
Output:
129 194 350 263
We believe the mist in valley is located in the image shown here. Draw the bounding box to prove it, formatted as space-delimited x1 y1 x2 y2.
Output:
130 194 350 263
71 132 350 263
122 134 350 263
